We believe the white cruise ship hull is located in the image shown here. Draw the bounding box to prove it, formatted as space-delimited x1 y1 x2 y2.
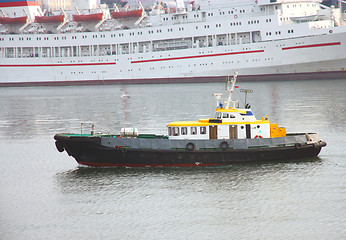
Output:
1 31 345 86
0 0 345 86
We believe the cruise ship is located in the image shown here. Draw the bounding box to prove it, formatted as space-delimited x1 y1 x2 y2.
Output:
0 0 345 87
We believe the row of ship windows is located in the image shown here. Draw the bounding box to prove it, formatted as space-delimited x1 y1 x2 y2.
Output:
3 43 266 60
58 63 214 73
266 29 293 36
161 15 189 21
64 70 107 74
58 57 274 76
169 127 207 136
152 12 256 21
162 16 178 21
248 20 260 24
222 57 274 64
211 9 246 16
202 22 243 28
140 7 274 22
126 63 207 71
1 19 274 42
287 3 317 8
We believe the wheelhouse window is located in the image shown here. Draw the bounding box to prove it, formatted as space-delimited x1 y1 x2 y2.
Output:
191 127 197 135
215 112 222 119
172 127 179 136
200 127 206 134
181 127 187 135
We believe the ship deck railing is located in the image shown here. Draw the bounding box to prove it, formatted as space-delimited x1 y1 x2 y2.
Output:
97 133 319 151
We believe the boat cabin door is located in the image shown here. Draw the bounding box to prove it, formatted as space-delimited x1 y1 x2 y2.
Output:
209 126 217 139
246 124 251 139
229 125 238 139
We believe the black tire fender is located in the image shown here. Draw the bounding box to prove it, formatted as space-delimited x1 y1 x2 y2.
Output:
55 141 64 152
220 141 229 150
295 143 302 149
186 142 195 151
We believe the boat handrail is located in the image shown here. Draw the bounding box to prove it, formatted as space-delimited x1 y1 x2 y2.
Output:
81 122 94 135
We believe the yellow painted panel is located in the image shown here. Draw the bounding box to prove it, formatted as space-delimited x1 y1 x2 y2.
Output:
168 121 208 127
216 108 248 114
270 123 286 138
168 120 271 127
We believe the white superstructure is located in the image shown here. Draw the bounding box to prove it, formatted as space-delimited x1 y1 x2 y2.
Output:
0 0 345 86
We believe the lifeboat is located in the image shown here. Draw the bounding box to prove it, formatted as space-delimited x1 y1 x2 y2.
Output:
35 15 65 23
73 13 103 22
111 9 142 19
0 16 27 24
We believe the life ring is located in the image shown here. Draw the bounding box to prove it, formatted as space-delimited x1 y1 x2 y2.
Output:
295 143 302 149
254 135 263 139
55 141 64 152
220 141 229 150
186 142 195 151
234 15 238 19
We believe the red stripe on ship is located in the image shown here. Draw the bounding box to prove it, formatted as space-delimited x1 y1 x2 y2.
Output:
0 62 116 67
131 49 264 64
78 161 225 167
282 42 341 50
0 1 39 7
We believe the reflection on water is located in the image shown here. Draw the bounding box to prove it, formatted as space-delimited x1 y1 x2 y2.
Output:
52 158 335 240
56 158 323 196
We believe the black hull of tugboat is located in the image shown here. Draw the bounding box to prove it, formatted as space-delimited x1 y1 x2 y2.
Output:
54 135 326 167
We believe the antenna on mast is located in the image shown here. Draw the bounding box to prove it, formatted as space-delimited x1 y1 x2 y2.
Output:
240 88 253 109
225 70 239 109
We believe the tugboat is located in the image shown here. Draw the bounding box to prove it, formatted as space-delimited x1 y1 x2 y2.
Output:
54 74 326 167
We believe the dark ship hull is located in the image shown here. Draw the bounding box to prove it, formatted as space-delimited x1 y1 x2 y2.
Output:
54 133 326 167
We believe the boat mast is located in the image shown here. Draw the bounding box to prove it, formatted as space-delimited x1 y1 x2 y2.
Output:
225 71 238 109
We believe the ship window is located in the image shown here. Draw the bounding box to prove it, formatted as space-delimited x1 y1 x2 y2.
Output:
168 127 172 136
222 113 229 118
172 127 179 136
200 127 206 134
230 114 235 118
215 112 222 119
181 127 187 135
191 127 197 135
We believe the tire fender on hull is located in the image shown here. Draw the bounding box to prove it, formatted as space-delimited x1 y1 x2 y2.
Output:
55 141 64 152
186 142 195 151
220 141 229 150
